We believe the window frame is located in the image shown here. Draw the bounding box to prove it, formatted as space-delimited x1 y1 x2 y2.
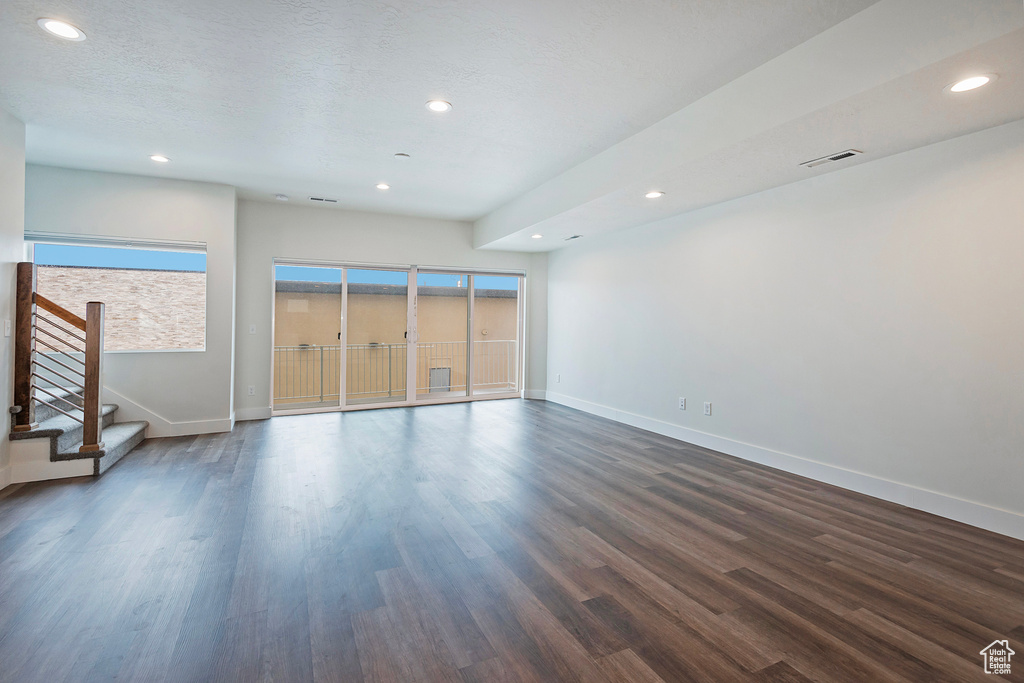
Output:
270 258 526 415
26 232 210 354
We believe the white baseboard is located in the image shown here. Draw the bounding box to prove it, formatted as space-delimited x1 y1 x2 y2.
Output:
545 392 1024 542
524 390 547 401
234 406 273 421
102 387 233 437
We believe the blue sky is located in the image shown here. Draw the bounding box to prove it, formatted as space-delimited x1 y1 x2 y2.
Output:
35 244 206 271
275 266 518 290
36 247 518 290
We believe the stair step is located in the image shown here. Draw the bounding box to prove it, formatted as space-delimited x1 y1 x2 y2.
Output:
10 402 148 476
11 403 118 452
53 420 149 475
33 388 86 423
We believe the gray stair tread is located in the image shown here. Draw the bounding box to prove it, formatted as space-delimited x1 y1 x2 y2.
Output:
30 388 86 422
54 420 149 461
9 403 118 440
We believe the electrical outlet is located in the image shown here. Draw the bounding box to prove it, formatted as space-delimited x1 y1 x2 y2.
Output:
248 385 255 396
703 401 712 416
556 374 561 383
3 319 9 337
248 324 256 335
678 397 686 410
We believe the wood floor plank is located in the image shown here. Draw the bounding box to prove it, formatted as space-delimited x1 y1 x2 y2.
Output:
751 661 816 683
0 399 1019 682
595 648 667 682
376 566 463 682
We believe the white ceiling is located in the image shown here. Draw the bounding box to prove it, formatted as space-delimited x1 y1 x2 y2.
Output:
478 0 1024 251
0 0 877 220
1 1 1021 253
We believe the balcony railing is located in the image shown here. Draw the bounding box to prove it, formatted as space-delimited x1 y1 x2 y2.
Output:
273 340 518 406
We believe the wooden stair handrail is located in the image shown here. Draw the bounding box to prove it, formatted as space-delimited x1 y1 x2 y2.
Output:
79 302 105 454
13 263 37 431
12 262 105 453
33 293 87 330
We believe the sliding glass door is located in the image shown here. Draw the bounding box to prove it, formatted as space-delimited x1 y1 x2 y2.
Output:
345 269 408 406
416 272 469 399
472 275 521 395
273 264 342 410
272 261 523 413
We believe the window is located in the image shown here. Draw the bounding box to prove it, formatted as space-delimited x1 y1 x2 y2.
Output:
271 261 524 412
29 238 207 351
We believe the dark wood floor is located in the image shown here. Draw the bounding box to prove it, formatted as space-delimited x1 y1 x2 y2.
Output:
0 400 1022 682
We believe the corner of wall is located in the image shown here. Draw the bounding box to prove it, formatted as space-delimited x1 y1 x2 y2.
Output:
228 189 239 420
0 107 27 490
526 251 549 395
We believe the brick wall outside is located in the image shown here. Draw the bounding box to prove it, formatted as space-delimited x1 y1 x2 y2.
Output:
36 266 206 351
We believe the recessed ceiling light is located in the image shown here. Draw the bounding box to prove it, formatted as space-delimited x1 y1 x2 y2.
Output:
948 75 994 93
149 154 170 163
426 100 452 113
645 191 665 199
394 153 411 160
37 18 86 41
275 194 289 201
376 183 390 190
531 234 543 239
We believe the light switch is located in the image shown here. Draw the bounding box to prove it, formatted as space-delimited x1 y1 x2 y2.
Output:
3 319 10 337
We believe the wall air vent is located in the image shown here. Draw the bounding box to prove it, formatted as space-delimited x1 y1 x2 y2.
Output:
564 235 582 241
308 197 339 203
800 149 863 169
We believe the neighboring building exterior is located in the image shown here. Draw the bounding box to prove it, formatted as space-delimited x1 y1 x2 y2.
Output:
274 281 520 407
36 265 206 351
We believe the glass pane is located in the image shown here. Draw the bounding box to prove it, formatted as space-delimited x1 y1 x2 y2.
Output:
416 272 468 399
273 265 342 410
346 269 408 405
472 275 520 395
34 243 207 351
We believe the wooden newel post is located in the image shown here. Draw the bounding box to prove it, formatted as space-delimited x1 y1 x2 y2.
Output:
13 262 36 431
80 301 105 453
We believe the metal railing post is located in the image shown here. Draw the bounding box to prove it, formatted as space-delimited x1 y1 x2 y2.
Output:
319 345 324 403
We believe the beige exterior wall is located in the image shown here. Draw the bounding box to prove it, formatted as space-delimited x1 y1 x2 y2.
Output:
273 288 518 405
273 291 517 346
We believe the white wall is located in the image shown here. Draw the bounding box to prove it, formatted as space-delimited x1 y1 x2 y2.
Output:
546 119 1024 539
0 108 26 489
234 200 547 419
25 165 237 434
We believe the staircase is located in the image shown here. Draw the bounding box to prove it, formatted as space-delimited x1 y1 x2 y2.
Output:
9 390 147 477
7 262 149 483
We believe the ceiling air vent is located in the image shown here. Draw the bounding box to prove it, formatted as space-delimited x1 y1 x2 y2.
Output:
564 235 582 241
308 196 338 203
800 149 863 169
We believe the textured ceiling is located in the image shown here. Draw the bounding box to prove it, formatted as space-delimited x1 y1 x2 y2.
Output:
0 0 877 219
